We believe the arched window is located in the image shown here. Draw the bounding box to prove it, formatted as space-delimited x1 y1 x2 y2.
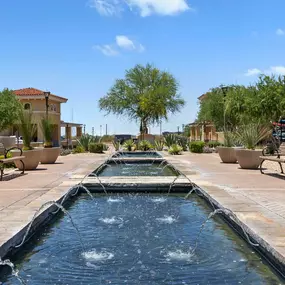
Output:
24 103 31 110
50 104 54 111
53 104 57 112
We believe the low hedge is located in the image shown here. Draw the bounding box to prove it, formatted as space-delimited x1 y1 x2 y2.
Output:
207 141 221 148
89 142 104 153
189 141 205 153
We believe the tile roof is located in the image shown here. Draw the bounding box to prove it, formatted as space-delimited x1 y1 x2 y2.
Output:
13 87 67 101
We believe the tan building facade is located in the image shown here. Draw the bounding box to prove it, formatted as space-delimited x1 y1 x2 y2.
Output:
3 88 68 146
189 93 222 143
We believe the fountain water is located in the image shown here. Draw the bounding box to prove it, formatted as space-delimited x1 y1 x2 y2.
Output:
88 172 107 194
191 208 259 254
0 258 26 284
158 160 168 168
15 201 84 250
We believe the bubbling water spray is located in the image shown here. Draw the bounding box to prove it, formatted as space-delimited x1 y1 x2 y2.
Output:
0 258 26 284
15 201 85 250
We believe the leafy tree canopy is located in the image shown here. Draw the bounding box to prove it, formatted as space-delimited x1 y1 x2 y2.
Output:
0 88 22 132
197 75 285 130
99 64 185 133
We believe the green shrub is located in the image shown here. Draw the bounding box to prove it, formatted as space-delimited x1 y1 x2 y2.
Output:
207 141 221 148
138 140 153 151
124 139 134 151
164 134 177 148
177 136 188 151
78 134 101 151
89 142 104 153
189 141 205 153
168 144 183 155
60 148 72 156
112 140 120 151
103 144 109 151
0 152 15 168
72 145 85 154
154 140 164 151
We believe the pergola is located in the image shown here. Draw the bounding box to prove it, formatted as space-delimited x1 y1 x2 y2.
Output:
61 121 83 147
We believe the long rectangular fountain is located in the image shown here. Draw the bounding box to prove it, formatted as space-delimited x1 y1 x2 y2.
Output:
0 151 285 284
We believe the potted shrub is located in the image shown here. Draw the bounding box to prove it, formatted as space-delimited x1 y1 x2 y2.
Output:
11 110 42 170
235 123 271 169
217 131 238 163
40 118 60 164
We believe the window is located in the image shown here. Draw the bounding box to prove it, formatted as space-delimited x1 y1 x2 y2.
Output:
24 103 31 110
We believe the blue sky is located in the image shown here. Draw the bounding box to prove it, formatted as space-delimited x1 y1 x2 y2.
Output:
1 0 285 135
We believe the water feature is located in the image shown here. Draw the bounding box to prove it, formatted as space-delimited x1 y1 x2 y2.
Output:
1 195 283 284
112 151 162 158
94 161 178 177
0 258 26 284
14 201 84 250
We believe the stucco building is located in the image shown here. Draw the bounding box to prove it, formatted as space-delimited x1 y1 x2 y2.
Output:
189 93 223 142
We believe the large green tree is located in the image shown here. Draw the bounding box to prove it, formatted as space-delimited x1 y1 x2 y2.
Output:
99 64 185 134
0 88 22 132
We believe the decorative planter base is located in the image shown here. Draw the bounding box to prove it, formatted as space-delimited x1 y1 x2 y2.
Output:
40 147 60 164
217 147 237 163
235 149 262 169
11 148 42 170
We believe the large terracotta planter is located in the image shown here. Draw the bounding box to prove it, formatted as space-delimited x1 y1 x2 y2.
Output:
217 147 237 163
40 147 60 164
11 148 42 170
235 149 262 169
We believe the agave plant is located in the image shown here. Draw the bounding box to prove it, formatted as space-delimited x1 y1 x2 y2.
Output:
164 134 177 148
124 139 134 151
41 118 55 148
78 134 101 151
19 110 37 150
168 144 183 155
77 134 92 151
154 140 164 151
235 123 271 150
112 140 121 151
138 140 153 151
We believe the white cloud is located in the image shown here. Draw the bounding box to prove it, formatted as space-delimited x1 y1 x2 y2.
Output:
88 0 122 16
245 66 285 76
268 66 285 75
245 68 261 76
116 35 136 50
94 35 145 56
115 35 145 52
125 0 190 17
93 44 118 56
276 28 285 36
89 0 190 17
